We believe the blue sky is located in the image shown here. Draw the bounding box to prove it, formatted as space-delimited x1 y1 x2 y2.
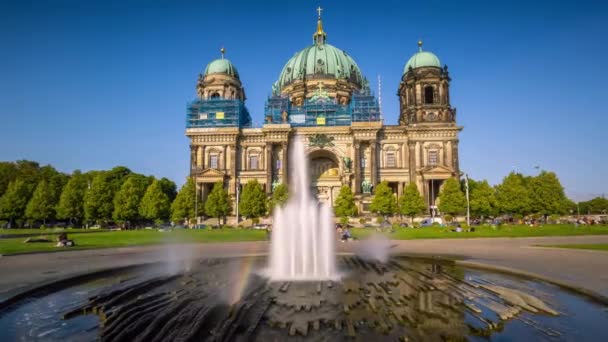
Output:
0 0 606 201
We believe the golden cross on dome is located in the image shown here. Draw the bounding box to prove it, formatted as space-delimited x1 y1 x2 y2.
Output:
317 6 323 18
318 82 324 92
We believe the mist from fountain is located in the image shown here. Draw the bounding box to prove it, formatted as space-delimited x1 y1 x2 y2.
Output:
268 136 337 281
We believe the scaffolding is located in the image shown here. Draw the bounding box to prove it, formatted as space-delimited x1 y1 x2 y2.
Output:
263 88 381 127
186 98 252 128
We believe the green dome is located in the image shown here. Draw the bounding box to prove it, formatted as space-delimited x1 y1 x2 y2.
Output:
276 43 364 91
403 49 441 74
204 58 239 78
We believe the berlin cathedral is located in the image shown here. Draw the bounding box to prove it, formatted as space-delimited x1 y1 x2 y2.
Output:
186 8 462 214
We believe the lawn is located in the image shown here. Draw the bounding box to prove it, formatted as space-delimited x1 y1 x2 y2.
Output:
351 224 608 240
543 244 608 252
0 228 268 256
0 228 95 235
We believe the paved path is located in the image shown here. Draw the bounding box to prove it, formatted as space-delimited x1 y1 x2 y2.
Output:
1 236 607 301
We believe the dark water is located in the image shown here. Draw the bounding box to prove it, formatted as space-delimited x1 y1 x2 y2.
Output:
0 257 606 341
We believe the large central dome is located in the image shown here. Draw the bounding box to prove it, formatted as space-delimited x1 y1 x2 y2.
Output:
273 8 365 98
276 43 364 91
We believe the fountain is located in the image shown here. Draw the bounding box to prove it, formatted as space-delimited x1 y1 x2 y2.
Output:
269 136 337 281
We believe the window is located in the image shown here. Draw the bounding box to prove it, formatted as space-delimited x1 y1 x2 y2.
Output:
209 155 219 169
210 92 220 99
424 86 434 104
386 153 396 168
249 155 259 170
275 159 282 171
361 157 367 168
428 150 438 166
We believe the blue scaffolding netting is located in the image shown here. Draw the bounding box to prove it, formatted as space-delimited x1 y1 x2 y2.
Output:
186 98 252 128
264 88 381 127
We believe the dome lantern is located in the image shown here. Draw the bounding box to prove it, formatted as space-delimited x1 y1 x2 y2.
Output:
403 40 442 74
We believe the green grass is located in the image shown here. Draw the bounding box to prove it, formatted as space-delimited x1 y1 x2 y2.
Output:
0 228 94 235
542 244 608 251
351 224 608 240
0 228 268 255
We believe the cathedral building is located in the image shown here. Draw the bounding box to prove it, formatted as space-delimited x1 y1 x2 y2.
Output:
185 8 462 214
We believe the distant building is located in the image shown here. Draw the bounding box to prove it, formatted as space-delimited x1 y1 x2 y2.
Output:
185 8 462 214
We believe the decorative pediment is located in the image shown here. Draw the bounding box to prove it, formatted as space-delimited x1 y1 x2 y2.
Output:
199 168 227 178
420 164 454 174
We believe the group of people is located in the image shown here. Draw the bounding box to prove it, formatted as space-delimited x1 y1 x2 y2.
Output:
336 225 353 242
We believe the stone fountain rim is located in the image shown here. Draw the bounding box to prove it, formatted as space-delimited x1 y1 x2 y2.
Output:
1 253 607 314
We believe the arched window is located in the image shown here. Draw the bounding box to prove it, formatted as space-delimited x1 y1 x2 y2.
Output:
424 86 434 104
210 92 220 99
428 150 438 166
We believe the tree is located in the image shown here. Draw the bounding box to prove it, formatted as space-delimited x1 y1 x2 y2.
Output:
239 180 266 223
57 170 88 226
370 181 397 217
0 162 17 197
437 177 466 219
268 183 289 214
334 185 357 219
578 197 608 215
529 171 570 220
170 178 201 224
84 172 115 224
113 174 150 227
140 179 171 225
399 182 427 224
25 180 56 225
204 181 232 226
495 172 532 217
468 179 497 218
0 180 31 227
158 177 177 202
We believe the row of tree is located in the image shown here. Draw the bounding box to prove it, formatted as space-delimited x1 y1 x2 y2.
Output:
0 161 177 227
354 170 575 222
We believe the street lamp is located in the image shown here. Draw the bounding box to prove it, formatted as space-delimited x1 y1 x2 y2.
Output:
464 173 470 226
235 177 241 225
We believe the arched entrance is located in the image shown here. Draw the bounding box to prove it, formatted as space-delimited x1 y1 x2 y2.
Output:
308 149 342 206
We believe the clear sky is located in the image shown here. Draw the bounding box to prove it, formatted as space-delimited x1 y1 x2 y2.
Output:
1 0 606 201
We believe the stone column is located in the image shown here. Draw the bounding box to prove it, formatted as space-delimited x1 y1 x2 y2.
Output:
353 142 361 194
452 140 460 174
265 142 273 194
189 145 196 175
369 140 377 186
222 145 227 171
281 142 288 184
408 142 416 183
398 182 404 197
229 144 237 195
196 146 203 168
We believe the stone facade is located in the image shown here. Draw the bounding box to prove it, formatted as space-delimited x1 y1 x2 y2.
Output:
185 12 462 215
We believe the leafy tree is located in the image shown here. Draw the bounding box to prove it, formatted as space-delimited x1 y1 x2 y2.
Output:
334 185 357 219
578 197 608 215
370 181 397 217
204 181 232 226
158 177 177 202
0 162 17 197
139 179 171 224
57 170 88 226
25 180 56 225
170 178 201 224
495 172 532 217
113 174 150 226
399 182 427 223
84 172 115 224
468 179 497 218
268 183 289 213
437 177 466 218
529 171 570 220
239 179 266 222
0 180 31 227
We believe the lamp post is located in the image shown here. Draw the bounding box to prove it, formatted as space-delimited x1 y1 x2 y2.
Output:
235 177 241 225
464 173 470 226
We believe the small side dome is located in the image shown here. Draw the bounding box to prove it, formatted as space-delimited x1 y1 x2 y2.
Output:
204 48 240 78
403 41 441 74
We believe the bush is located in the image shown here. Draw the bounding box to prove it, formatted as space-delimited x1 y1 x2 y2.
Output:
340 216 349 225
359 218 366 224
376 216 384 224
443 214 453 223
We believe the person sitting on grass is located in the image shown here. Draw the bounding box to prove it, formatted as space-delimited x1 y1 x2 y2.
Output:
56 233 75 247
341 227 353 242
